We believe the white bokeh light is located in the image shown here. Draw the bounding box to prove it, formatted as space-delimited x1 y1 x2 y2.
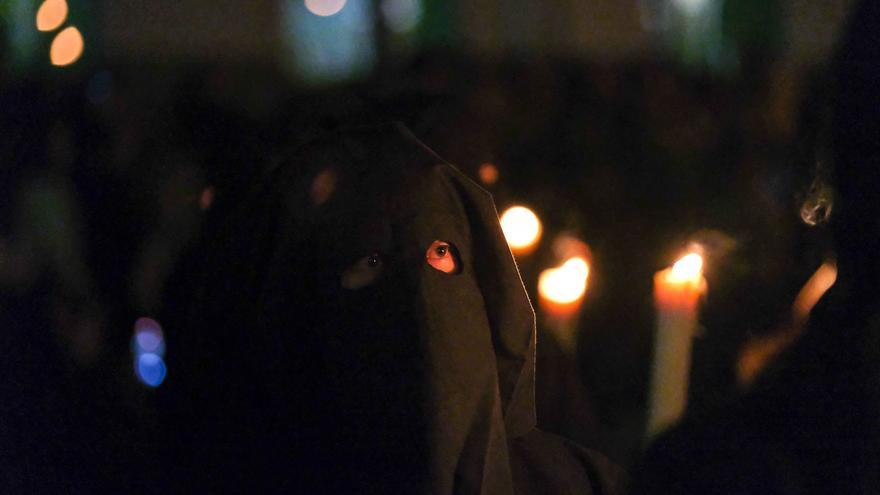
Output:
500 206 542 254
304 0 348 17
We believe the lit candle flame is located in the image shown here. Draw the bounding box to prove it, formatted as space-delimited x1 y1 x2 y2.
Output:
538 257 590 305
500 205 542 254
668 252 703 284
647 250 707 439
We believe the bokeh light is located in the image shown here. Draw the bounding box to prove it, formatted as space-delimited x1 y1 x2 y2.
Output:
672 0 709 16
538 257 590 305
738 260 837 386
792 260 837 325
310 169 336 206
132 318 166 387
199 186 216 211
49 26 84 66
284 0 376 84
133 317 165 355
667 252 703 284
500 206 542 254
304 0 347 17
135 353 167 388
135 329 164 354
380 0 423 33
134 316 161 334
478 162 499 185
35 0 67 32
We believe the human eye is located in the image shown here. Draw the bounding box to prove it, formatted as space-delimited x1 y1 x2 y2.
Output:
425 240 460 274
341 252 384 289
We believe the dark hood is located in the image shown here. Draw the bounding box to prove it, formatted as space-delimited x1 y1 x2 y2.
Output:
170 123 537 493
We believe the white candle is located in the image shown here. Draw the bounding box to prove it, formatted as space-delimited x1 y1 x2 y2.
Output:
647 253 706 440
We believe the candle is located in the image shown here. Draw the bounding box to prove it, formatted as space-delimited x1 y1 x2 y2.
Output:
647 252 706 440
538 257 590 315
537 256 590 353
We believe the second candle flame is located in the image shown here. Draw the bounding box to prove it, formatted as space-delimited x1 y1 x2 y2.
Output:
538 257 590 305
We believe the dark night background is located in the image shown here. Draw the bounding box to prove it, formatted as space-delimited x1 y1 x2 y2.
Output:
0 0 862 492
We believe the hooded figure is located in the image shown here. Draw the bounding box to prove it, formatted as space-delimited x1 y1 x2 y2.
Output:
163 123 624 494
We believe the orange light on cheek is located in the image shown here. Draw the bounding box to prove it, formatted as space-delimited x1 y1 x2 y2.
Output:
425 240 458 274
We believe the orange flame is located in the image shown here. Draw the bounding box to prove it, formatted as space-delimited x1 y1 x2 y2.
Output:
500 206 542 255
538 257 590 305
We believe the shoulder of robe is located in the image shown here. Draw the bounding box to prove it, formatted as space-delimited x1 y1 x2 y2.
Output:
510 428 628 495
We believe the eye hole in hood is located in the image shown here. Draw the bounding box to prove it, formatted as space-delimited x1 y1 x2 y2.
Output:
341 252 384 289
426 240 460 274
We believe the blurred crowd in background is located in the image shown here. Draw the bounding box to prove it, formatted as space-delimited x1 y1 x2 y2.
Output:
0 0 861 491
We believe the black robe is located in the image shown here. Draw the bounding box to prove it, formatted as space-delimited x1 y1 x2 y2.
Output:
163 123 625 494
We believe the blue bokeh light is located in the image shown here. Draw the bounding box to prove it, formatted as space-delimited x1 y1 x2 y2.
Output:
132 317 165 356
282 0 376 85
133 328 165 355
135 353 167 388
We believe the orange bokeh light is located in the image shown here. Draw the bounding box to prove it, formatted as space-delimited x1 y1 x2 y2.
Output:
36 0 68 32
199 186 216 211
478 162 499 185
499 206 542 255
538 257 590 307
792 260 837 325
50 26 84 67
